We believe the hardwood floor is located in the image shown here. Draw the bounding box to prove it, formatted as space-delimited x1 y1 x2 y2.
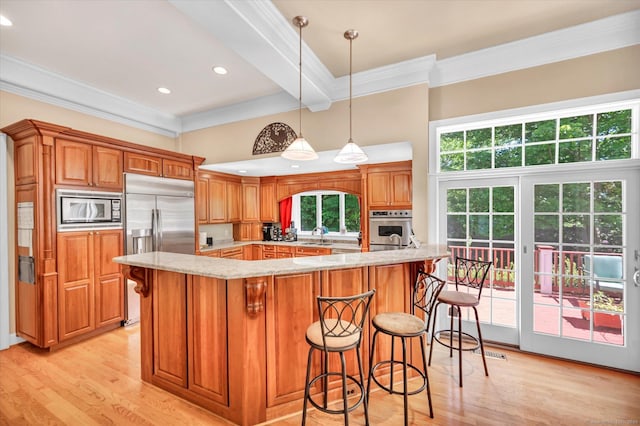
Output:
1 325 638 425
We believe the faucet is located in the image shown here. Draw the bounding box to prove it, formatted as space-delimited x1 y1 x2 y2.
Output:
389 233 402 247
312 226 327 244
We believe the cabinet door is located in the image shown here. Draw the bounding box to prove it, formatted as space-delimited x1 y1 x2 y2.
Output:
208 178 226 223
94 230 124 327
390 171 412 207
266 272 320 406
260 181 278 222
226 181 241 223
163 159 193 180
123 152 161 177
367 172 391 207
93 146 123 189
242 183 260 222
153 270 188 387
56 139 92 187
196 176 209 224
188 276 228 404
57 232 95 340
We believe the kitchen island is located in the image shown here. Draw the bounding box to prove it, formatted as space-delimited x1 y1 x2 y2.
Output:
114 246 449 425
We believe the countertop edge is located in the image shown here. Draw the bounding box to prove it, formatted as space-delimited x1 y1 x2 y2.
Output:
114 246 450 280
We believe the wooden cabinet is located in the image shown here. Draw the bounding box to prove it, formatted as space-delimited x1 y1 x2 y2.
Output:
233 222 262 242
220 246 244 260
208 177 227 223
260 178 278 222
3 119 203 350
124 152 193 180
57 229 124 341
367 170 411 208
55 139 123 189
197 172 242 224
202 249 221 258
149 271 230 404
266 271 320 406
295 246 331 257
124 152 162 177
241 179 260 222
262 245 276 259
276 245 294 258
226 181 241 223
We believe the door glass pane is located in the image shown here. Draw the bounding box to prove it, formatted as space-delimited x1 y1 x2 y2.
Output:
446 186 516 328
532 180 625 346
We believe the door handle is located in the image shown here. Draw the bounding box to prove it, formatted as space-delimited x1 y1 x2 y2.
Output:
633 267 640 287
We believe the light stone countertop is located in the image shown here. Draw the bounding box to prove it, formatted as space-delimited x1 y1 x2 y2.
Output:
113 245 450 280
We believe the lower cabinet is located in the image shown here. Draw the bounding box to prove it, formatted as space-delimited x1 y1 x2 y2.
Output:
57 229 124 341
151 271 228 405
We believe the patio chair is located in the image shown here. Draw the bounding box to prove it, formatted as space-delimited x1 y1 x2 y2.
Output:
583 254 623 293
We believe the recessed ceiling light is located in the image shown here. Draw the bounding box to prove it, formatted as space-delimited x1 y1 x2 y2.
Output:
157 87 171 94
212 66 228 75
0 15 13 26
238 170 247 173
291 164 300 168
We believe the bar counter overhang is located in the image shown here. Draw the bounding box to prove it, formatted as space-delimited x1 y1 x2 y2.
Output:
114 246 449 426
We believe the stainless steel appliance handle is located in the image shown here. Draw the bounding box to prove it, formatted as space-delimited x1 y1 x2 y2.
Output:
151 209 158 251
157 209 163 251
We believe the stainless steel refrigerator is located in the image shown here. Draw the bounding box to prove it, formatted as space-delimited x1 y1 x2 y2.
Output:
123 173 195 325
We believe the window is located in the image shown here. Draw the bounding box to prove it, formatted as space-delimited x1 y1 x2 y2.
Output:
438 106 635 173
292 191 360 235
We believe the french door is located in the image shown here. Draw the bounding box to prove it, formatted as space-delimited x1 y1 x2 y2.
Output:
438 177 520 346
521 168 640 371
438 168 640 371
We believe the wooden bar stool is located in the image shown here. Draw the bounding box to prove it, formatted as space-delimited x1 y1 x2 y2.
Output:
429 256 492 387
302 289 376 426
366 271 445 424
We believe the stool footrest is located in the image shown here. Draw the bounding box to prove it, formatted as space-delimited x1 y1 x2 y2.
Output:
369 360 427 397
432 329 481 352
307 372 365 415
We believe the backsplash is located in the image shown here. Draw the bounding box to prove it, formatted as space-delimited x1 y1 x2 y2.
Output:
198 223 233 243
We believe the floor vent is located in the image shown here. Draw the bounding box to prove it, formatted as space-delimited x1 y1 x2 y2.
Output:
474 349 507 360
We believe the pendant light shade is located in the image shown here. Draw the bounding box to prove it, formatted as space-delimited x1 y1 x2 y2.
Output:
334 29 368 164
282 16 318 161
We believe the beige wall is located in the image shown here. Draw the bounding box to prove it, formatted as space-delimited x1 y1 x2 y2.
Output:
1 45 638 338
430 45 640 121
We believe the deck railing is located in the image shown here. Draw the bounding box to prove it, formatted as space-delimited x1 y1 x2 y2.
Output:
447 245 622 295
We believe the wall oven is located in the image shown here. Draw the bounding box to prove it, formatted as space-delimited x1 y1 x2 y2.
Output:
56 189 123 231
369 210 412 251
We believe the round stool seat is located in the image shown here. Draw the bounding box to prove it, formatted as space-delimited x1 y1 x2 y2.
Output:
437 290 479 307
372 312 426 336
306 319 360 350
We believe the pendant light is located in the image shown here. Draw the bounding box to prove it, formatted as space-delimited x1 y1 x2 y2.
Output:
334 29 368 164
281 16 318 161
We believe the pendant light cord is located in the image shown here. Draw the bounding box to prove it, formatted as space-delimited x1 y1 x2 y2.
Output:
298 22 303 138
349 36 353 143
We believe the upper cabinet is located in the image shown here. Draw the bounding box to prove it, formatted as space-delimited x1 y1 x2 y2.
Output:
196 171 242 224
55 139 123 190
241 178 260 222
362 161 412 209
124 152 193 180
260 177 278 222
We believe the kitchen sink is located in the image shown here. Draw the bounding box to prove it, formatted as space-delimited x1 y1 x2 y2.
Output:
300 241 332 246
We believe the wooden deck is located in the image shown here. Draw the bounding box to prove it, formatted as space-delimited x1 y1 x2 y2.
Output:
1 324 638 425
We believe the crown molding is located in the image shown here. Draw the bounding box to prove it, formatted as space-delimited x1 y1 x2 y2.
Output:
0 55 181 137
429 10 640 87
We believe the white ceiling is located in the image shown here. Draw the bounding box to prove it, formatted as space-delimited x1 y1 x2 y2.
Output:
1 0 638 175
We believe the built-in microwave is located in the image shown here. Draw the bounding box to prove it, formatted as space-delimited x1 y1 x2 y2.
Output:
56 189 123 231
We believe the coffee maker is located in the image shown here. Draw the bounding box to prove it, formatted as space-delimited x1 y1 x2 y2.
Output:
263 223 274 241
